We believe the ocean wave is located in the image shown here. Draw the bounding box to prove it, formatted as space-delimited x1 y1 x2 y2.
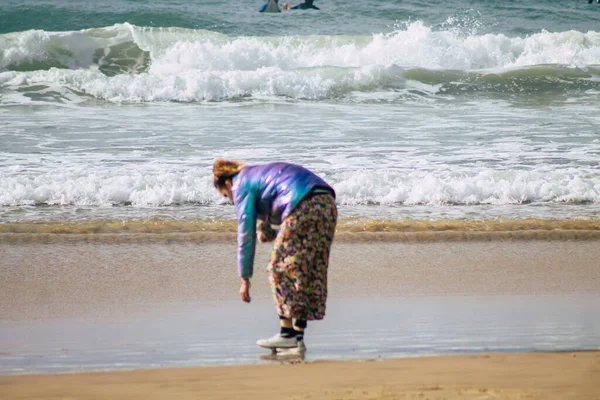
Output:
1 23 600 102
0 25 150 76
1 167 598 207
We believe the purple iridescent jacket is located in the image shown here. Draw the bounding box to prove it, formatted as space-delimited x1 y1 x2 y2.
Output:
230 162 335 279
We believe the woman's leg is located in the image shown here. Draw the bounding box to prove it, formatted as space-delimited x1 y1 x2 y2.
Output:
264 193 336 348
267 208 304 321
301 194 337 321
279 317 306 340
267 193 336 320
294 319 306 336
279 316 295 337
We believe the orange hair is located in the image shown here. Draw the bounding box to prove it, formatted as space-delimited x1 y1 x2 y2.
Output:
213 159 245 178
213 159 245 190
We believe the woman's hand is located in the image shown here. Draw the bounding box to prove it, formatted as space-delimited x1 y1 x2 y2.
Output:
240 279 251 303
257 220 278 243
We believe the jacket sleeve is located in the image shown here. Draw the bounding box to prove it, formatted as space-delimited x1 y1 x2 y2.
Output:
234 189 257 280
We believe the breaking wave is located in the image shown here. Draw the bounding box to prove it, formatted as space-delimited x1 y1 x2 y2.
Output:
1 167 598 208
1 22 600 102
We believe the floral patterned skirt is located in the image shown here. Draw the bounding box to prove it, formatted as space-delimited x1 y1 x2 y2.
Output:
267 193 337 321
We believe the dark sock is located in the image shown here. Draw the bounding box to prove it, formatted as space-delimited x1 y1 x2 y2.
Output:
280 327 295 338
294 329 304 341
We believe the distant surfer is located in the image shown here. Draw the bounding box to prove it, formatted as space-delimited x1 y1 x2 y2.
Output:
260 0 281 13
260 0 320 13
282 0 320 10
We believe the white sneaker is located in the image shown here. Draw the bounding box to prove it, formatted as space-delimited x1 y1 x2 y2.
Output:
256 333 298 349
274 339 306 358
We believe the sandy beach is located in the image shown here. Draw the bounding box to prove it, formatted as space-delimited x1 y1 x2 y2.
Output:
2 235 600 319
1 232 600 398
2 352 599 400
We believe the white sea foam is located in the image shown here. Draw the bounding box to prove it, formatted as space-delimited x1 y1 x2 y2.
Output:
1 166 598 208
1 23 600 102
334 169 600 206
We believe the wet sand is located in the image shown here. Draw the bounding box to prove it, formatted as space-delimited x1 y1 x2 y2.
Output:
1 236 600 398
2 239 600 319
2 352 600 400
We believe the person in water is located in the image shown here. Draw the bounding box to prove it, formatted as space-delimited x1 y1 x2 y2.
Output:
213 160 337 353
259 0 280 13
282 0 320 10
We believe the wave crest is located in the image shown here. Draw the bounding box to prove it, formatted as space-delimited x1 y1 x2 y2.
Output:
1 23 600 102
1 168 598 207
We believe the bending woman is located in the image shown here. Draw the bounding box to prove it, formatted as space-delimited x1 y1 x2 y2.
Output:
213 160 337 353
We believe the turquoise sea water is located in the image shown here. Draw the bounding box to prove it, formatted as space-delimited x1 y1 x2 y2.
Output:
1 0 599 222
1 0 598 37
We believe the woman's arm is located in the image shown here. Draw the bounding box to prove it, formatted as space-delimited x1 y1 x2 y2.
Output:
235 190 257 280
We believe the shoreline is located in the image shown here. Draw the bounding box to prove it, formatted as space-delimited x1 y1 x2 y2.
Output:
2 217 599 235
2 352 599 399
2 217 600 244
